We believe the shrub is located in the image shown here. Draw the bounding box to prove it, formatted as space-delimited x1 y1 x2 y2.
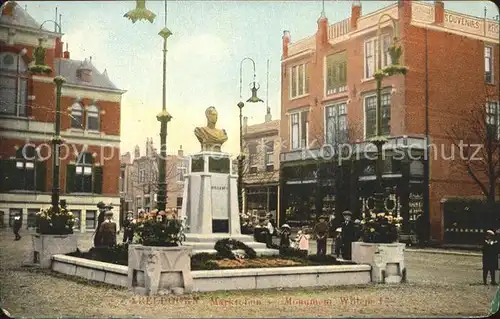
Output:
214 238 257 259
67 244 129 266
134 215 186 247
279 247 307 259
191 253 220 270
36 205 75 235
360 213 401 243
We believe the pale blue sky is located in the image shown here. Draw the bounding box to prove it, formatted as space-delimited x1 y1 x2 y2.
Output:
26 0 499 156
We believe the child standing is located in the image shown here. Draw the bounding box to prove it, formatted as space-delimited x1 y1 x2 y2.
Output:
333 227 342 258
483 230 498 285
297 229 310 254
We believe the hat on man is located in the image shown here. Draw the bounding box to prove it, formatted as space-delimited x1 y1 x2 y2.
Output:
342 210 352 216
487 230 495 235
97 201 106 209
281 224 291 229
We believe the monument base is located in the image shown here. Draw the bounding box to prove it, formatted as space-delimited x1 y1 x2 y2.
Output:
182 234 279 256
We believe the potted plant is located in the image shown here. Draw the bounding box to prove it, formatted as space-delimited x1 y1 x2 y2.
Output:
128 209 193 296
32 205 77 268
351 212 406 284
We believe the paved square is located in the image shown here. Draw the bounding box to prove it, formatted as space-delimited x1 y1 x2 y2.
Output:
0 229 496 317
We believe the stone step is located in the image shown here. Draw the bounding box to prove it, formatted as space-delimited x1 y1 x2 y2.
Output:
190 248 279 256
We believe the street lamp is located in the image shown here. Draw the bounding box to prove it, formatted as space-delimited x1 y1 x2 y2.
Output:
29 21 65 213
237 58 264 214
156 0 173 212
371 14 407 216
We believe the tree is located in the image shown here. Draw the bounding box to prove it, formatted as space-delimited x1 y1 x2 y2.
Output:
446 87 500 204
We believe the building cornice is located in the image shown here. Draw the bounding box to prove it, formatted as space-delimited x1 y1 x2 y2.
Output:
0 23 63 38
281 50 315 64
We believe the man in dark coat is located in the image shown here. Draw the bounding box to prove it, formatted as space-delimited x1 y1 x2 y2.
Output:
341 210 355 260
313 215 329 256
12 212 22 241
122 211 135 243
93 202 108 247
483 230 498 285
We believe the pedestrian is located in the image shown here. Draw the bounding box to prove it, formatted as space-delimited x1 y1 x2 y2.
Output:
98 210 117 248
122 211 135 243
333 227 342 258
341 210 355 260
313 215 328 256
297 229 310 252
12 212 22 241
482 230 498 285
279 224 291 249
265 218 275 248
93 202 107 247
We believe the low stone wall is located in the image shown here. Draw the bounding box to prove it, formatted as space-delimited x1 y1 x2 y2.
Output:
52 255 128 287
51 255 371 292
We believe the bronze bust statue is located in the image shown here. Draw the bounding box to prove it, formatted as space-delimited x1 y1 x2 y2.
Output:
194 106 228 152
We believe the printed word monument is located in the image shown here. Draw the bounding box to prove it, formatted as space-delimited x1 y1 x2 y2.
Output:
180 106 278 255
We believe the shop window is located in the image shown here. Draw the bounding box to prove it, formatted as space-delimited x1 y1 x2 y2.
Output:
27 209 38 228
72 210 81 230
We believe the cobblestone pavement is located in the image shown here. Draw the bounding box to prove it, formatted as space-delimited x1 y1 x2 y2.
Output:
0 229 497 318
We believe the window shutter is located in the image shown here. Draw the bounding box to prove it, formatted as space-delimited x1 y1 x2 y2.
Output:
66 164 76 193
93 165 103 194
36 161 46 192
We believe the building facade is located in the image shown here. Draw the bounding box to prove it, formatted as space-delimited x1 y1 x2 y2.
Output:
279 0 499 242
0 2 125 231
242 116 281 224
120 141 188 214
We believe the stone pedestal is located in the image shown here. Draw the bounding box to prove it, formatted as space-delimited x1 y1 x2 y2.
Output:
32 234 77 268
351 242 406 283
180 151 278 256
128 244 193 296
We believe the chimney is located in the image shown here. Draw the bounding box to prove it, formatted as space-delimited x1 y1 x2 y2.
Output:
63 43 70 59
243 116 248 134
282 30 290 59
434 0 444 24
351 1 362 30
2 1 16 17
55 37 63 58
178 145 184 157
316 13 328 46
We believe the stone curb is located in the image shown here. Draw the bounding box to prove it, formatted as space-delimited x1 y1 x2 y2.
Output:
406 248 481 257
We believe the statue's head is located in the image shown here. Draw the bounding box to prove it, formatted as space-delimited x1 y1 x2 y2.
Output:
205 106 218 125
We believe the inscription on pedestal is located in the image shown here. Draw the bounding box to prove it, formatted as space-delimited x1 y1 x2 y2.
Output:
191 157 204 172
209 157 230 174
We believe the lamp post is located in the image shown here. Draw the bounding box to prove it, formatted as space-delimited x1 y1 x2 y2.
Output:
237 58 264 214
156 0 173 212
372 14 407 215
29 21 64 213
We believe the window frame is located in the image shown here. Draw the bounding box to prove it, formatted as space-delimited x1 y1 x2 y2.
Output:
27 208 38 229
485 45 494 84
265 140 274 169
85 210 97 230
13 145 36 191
247 142 258 172
289 63 309 99
75 152 93 193
0 52 28 117
325 52 348 96
486 101 500 140
289 110 309 150
86 104 100 131
70 103 83 129
324 101 348 145
363 34 392 80
363 92 391 139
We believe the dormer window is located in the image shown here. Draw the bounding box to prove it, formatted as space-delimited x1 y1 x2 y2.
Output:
86 104 99 131
71 103 83 129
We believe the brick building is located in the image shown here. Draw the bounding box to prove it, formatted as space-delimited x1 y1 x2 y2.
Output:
279 0 499 242
0 2 125 231
242 115 280 224
120 141 188 214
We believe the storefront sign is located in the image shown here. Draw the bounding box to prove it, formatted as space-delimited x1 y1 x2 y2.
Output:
486 21 500 38
412 3 434 24
444 13 483 35
408 193 423 221
211 175 229 219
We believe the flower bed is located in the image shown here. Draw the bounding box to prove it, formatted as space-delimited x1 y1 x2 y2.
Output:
67 245 348 270
36 205 75 235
